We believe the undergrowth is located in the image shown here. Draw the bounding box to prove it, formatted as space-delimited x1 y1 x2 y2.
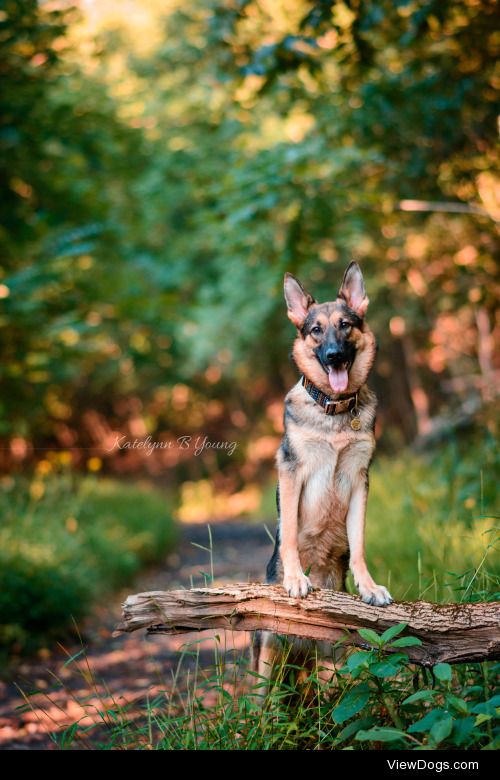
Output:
17 626 499 750
0 465 177 656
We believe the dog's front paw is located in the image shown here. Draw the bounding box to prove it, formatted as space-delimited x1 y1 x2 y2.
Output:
283 571 313 598
359 583 393 607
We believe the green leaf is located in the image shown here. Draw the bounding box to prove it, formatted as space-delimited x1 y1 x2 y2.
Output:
430 714 453 744
332 684 370 724
452 717 476 747
336 716 375 743
471 696 500 716
369 660 400 678
389 636 423 648
380 622 407 643
474 713 492 726
446 695 469 715
357 628 383 647
356 727 408 743
346 651 370 672
402 690 438 706
433 663 452 681
408 709 446 733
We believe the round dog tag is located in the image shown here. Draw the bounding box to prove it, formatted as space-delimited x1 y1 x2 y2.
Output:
350 417 361 431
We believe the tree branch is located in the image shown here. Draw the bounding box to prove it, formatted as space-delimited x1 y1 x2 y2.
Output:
396 199 496 221
116 584 500 666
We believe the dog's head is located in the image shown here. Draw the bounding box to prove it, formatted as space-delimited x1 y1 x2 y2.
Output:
284 262 376 396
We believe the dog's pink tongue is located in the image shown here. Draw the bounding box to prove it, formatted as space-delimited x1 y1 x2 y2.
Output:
328 366 348 393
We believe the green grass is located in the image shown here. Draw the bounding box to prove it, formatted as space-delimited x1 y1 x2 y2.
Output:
364 428 499 603
0 470 177 656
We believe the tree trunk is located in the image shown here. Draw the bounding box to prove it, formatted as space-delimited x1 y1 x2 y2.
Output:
475 306 495 402
117 584 500 667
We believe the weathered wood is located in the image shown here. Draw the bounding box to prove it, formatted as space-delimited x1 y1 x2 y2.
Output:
116 584 500 666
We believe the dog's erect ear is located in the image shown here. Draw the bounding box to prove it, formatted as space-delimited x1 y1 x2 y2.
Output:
284 273 316 329
338 261 369 317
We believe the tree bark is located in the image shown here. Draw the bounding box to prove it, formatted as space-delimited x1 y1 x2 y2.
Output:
117 584 500 666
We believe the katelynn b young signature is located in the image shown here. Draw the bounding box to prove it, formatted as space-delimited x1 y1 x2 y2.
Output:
106 434 238 457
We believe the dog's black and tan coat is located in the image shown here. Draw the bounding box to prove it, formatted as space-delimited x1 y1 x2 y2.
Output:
253 262 392 688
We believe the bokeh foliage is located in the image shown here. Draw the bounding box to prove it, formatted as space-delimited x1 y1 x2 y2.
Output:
0 0 498 455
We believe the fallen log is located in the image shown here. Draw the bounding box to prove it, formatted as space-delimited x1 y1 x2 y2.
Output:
116 583 500 666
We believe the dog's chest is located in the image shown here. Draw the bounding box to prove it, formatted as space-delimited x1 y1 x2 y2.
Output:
281 383 376 553
296 431 373 520
292 433 373 574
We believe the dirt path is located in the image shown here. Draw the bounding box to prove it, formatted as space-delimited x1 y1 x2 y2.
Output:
0 520 274 749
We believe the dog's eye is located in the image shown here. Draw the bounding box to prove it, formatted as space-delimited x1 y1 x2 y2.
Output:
339 320 351 330
311 325 322 335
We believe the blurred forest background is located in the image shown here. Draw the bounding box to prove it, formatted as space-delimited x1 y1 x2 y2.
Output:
0 0 498 654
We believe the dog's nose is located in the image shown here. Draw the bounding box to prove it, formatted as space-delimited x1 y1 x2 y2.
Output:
325 348 342 362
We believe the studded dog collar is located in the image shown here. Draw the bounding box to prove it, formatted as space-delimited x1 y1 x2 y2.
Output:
301 375 358 417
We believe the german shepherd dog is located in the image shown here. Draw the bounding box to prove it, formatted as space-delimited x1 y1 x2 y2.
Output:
252 262 392 691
